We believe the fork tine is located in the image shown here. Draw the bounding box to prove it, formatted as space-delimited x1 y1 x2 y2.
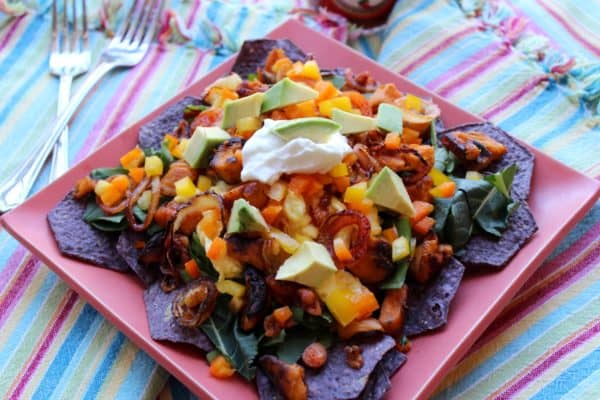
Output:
115 0 140 42
126 0 151 44
81 0 88 51
70 0 78 52
51 0 59 52
61 0 68 52
137 0 164 47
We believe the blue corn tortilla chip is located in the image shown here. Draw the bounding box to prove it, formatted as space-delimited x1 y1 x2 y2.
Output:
256 334 401 400
457 201 538 269
143 282 214 352
47 193 129 272
405 257 465 337
439 123 534 200
116 230 159 287
231 39 307 77
138 96 203 150
358 348 407 400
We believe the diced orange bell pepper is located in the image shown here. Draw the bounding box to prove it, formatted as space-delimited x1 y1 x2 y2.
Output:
382 227 399 242
163 134 179 152
314 80 339 102
348 198 374 215
100 184 124 206
343 90 372 116
401 127 422 144
272 306 293 326
198 209 221 239
207 237 227 260
430 181 456 198
261 204 283 225
410 201 434 225
120 147 145 170
384 132 401 150
413 216 436 236
333 176 350 193
111 174 130 193
288 174 313 195
184 259 201 280
128 167 145 185
333 237 353 262
209 355 235 379
283 100 317 119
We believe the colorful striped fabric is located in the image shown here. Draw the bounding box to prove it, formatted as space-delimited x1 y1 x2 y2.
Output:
0 0 598 399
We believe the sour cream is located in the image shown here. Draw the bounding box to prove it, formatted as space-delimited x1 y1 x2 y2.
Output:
241 119 352 184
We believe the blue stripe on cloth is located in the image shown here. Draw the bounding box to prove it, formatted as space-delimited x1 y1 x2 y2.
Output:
31 303 97 400
114 350 165 400
383 0 435 44
531 102 586 148
434 280 600 398
0 15 44 76
82 332 127 400
530 345 600 400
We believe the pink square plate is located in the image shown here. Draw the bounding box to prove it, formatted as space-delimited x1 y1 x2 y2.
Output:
2 19 600 400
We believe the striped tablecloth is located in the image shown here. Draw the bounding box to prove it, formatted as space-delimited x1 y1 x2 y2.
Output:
0 0 598 399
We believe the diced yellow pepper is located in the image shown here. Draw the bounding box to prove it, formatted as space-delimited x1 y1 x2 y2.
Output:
144 155 163 177
301 60 321 80
174 176 196 201
392 236 410 261
343 181 367 204
404 94 422 111
94 179 111 196
428 168 452 186
196 175 212 192
236 116 261 133
329 163 349 178
318 96 352 118
216 279 246 298
316 270 379 326
172 138 189 159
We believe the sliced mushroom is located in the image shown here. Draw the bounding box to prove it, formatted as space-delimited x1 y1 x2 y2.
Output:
171 278 218 327
346 238 394 284
259 355 308 400
409 233 453 283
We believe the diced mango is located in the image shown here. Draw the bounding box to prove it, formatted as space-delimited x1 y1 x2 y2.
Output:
120 147 145 170
174 176 197 202
318 96 352 118
317 270 379 326
404 94 422 111
343 181 368 204
94 179 111 197
216 279 246 298
100 185 123 206
329 163 349 178
144 156 163 177
236 116 261 133
301 60 321 80
197 175 212 192
428 168 452 186
172 138 189 159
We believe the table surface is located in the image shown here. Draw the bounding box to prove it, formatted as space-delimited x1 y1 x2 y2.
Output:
0 0 599 399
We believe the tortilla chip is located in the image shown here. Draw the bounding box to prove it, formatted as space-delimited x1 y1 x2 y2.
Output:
405 257 465 337
143 282 214 352
47 193 129 272
231 39 307 77
358 349 407 400
256 368 284 400
116 230 159 287
138 96 203 150
439 123 534 200
457 201 538 269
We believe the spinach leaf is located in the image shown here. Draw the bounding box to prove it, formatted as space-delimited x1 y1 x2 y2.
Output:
132 206 164 236
444 190 472 248
82 200 127 232
145 141 174 170
261 330 286 348
276 328 317 364
434 147 457 174
184 104 208 114
484 164 518 198
90 167 128 179
246 73 258 82
201 296 259 380
189 233 218 280
433 196 453 234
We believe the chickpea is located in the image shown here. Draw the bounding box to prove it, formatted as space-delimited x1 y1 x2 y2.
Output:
302 342 327 369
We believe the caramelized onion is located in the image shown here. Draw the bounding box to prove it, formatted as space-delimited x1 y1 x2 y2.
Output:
172 278 218 327
259 355 308 400
318 210 370 268
126 176 160 232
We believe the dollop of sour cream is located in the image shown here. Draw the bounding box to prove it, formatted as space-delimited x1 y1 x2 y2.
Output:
241 119 352 184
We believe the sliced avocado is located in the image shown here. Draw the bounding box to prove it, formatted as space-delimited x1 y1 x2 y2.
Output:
221 92 265 129
275 241 337 288
226 198 270 234
261 77 318 113
365 166 415 217
332 108 377 134
376 103 403 132
272 117 341 143
183 126 230 168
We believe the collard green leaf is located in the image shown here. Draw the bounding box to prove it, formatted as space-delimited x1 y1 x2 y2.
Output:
189 233 218 280
276 328 317 364
200 296 259 380
445 191 472 248
90 167 128 179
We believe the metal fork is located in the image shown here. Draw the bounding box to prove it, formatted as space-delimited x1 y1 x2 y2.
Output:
0 0 164 212
49 0 91 181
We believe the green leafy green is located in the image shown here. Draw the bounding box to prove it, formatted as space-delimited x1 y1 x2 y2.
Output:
184 104 209 114
200 296 259 380
246 73 258 82
430 121 437 149
380 217 411 289
145 142 174 170
484 164 518 198
261 330 286 348
132 206 164 236
434 147 457 175
90 167 128 179
276 328 317 364
189 233 218 280
329 75 345 90
82 200 127 232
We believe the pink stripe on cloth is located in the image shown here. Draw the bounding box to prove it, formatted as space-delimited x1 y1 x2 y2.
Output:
470 224 600 354
0 246 27 293
482 75 548 120
426 41 498 91
495 316 600 399
399 25 479 76
436 44 511 97
183 48 209 88
186 0 201 28
8 290 79 400
0 15 23 52
535 0 600 56
0 256 40 330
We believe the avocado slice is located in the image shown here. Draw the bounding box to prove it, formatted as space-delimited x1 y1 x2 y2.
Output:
365 166 415 217
183 126 230 168
226 198 270 234
261 77 318 113
332 108 377 134
376 103 403 132
221 92 265 129
272 117 341 143
275 241 337 288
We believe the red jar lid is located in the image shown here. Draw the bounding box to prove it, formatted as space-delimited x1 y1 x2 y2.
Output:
320 0 395 25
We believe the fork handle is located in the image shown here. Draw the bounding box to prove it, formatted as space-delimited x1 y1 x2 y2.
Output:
49 74 73 181
0 61 115 212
